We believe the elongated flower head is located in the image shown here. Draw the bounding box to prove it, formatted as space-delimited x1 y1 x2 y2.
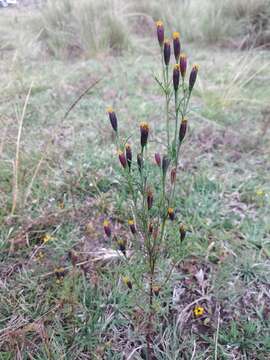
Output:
54 267 66 281
137 153 143 172
173 64 180 92
128 219 136 234
189 64 199 93
163 39 171 66
180 54 187 80
155 152 161 167
179 118 188 142
147 188 154 210
153 285 161 296
123 276 132 289
140 122 149 149
117 238 127 256
162 155 171 177
125 143 132 170
179 223 186 242
156 20 164 47
107 107 118 132
148 222 153 235
103 219 111 238
173 32 181 62
168 207 175 220
118 150 127 169
170 167 176 184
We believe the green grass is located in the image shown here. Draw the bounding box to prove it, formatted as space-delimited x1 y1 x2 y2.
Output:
0 4 270 359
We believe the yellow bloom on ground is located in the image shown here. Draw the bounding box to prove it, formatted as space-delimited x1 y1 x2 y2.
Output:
43 234 54 243
256 189 265 196
36 251 44 261
194 305 205 317
58 201 65 209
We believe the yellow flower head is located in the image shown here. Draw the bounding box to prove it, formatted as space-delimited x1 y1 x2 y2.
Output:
140 122 149 131
156 20 163 28
173 31 180 39
36 251 44 261
193 64 200 71
153 285 161 296
168 207 174 215
122 276 132 289
128 219 134 225
58 201 65 209
180 53 187 59
117 239 127 251
43 234 53 243
179 223 186 232
107 107 114 114
194 305 205 317
103 219 110 227
174 64 180 70
164 38 170 45
125 143 131 150
117 150 124 156
256 189 265 196
54 267 65 274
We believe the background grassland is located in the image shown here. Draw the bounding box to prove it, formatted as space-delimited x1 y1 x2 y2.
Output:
0 0 270 359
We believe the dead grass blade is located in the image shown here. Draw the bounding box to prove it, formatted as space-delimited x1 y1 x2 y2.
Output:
11 83 33 216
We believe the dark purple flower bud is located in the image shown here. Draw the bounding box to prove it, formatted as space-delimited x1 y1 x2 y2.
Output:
148 222 153 235
173 32 181 62
167 208 175 221
140 122 149 149
170 167 176 184
118 151 127 168
163 39 171 66
156 20 164 47
137 153 143 172
180 54 187 80
162 155 170 177
107 107 118 132
173 64 180 92
103 220 111 238
125 144 132 170
155 152 161 167
179 118 188 142
189 64 199 93
147 189 153 210
179 224 186 242
128 219 136 234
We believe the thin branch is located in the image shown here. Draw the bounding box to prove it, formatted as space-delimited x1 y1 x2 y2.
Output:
63 78 102 120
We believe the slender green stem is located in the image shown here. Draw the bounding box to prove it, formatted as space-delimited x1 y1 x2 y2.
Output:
174 89 179 160
160 47 170 151
165 65 170 151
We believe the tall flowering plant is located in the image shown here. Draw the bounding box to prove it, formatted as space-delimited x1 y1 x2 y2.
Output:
103 20 199 359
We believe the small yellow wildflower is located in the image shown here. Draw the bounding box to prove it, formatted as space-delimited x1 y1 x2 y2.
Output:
194 305 205 317
256 189 265 196
58 201 65 209
36 251 44 261
43 234 53 243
